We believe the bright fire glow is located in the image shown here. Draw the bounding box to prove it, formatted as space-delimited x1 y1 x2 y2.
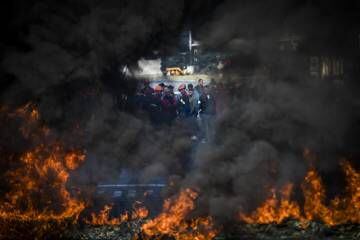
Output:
141 188 218 240
86 202 149 226
240 184 302 224
85 205 129 226
0 104 86 223
240 157 360 226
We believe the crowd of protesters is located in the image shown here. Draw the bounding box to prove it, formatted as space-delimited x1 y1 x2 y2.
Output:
135 78 220 142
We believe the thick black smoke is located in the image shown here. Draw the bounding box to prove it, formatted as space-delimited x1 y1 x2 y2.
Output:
1 0 360 223
180 0 360 221
0 0 216 203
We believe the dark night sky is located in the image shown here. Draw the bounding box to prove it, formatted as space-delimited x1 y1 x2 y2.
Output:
1 0 359 51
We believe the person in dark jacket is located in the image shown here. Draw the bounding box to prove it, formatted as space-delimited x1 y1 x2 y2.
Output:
177 84 191 118
187 84 199 117
187 83 200 140
141 79 154 96
194 78 205 96
199 85 216 142
149 85 163 125
161 86 177 125
138 79 154 112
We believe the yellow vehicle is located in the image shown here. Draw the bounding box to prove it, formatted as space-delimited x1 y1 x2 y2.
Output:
165 67 185 76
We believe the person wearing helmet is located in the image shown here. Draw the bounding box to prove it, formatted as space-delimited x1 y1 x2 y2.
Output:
154 85 163 95
177 84 191 118
148 84 163 125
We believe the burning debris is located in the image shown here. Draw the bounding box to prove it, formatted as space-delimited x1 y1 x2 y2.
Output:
85 205 130 226
0 104 219 239
85 202 148 226
0 102 359 239
0 104 86 239
140 188 218 240
239 159 360 226
239 183 302 225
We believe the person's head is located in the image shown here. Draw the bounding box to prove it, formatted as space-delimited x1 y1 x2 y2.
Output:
178 84 186 95
164 87 171 96
168 85 174 93
144 79 150 87
198 79 204 86
188 84 194 95
154 85 163 94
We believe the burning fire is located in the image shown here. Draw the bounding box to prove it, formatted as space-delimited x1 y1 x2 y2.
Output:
0 104 86 223
301 167 333 224
239 159 360 226
141 188 218 240
86 202 149 226
86 205 129 226
303 160 360 225
239 184 302 224
1 103 359 239
131 202 150 220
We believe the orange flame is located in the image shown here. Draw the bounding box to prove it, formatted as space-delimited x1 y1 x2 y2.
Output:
240 184 302 224
0 145 86 222
0 104 86 223
141 188 218 240
333 160 360 224
304 160 360 225
86 201 149 226
131 202 149 220
85 205 129 226
239 158 360 226
301 168 333 224
301 160 360 225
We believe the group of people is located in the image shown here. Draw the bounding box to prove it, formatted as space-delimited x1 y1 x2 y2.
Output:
136 78 217 142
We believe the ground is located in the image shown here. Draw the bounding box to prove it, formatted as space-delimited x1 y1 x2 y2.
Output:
62 220 360 240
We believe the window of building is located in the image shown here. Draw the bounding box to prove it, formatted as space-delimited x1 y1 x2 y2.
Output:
321 57 331 77
113 190 123 198
332 58 344 76
127 190 136 198
320 57 344 78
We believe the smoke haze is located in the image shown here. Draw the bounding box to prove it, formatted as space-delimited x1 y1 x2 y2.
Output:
1 0 360 222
